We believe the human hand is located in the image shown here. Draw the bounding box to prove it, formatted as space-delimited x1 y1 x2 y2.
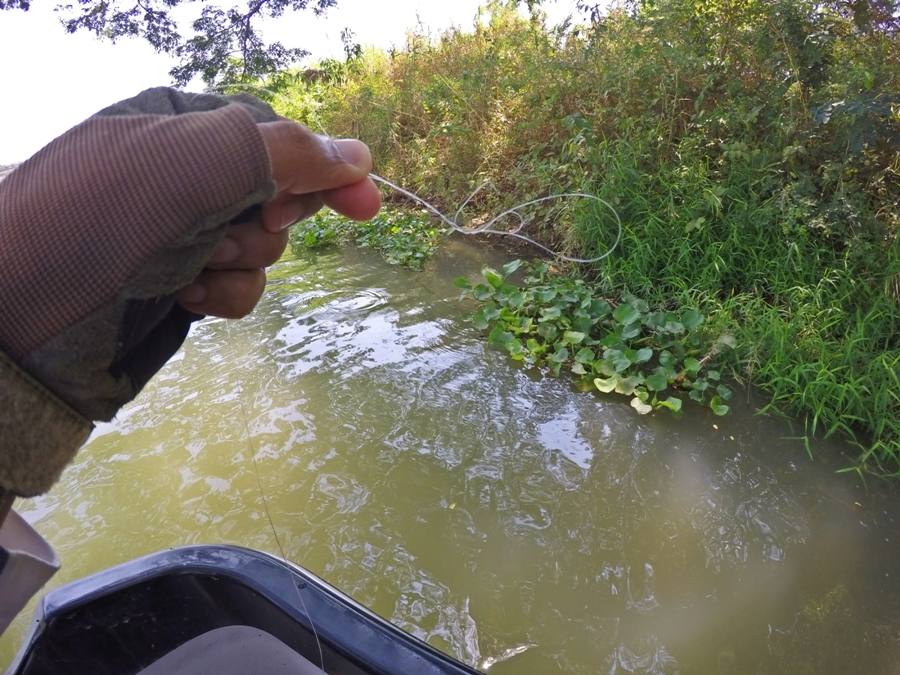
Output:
0 87 391 497
176 122 381 318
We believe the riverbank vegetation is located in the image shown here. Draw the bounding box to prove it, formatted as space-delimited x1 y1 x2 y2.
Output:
267 0 897 472
289 207 443 269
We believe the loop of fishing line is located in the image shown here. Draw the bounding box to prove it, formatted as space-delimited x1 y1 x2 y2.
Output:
367 174 622 264
212 82 623 265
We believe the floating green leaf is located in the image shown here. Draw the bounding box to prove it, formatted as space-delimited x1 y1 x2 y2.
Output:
454 276 472 289
594 376 618 393
537 323 558 341
645 372 668 391
575 347 595 364
472 284 493 301
615 375 643 395
488 325 514 348
631 397 653 415
483 267 504 289
657 397 683 413
502 259 523 276
683 357 701 375
710 395 730 416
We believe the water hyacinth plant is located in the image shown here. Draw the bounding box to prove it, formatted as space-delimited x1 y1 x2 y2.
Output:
456 260 735 416
289 207 444 269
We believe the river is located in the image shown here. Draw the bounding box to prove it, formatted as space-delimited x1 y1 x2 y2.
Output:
2 239 898 673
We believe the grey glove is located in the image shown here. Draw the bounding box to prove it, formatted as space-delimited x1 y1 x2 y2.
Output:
0 87 277 496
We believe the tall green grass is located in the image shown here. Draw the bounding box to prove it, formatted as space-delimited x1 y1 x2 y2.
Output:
259 0 898 471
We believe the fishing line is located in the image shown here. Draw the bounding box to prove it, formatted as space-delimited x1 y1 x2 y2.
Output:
212 82 624 264
226 321 327 672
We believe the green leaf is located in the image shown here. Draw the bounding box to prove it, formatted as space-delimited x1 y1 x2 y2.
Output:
663 320 685 335
615 375 643 396
613 304 641 325
506 339 524 360
683 357 701 375
571 362 587 375
575 347 595 364
621 324 641 340
707 370 721 381
657 396 683 413
540 306 562 321
631 397 653 415
454 276 472 290
593 359 615 376
502 259 523 276
689 389 704 402
537 289 558 303
645 372 668 391
563 331 586 345
526 338 545 354
715 334 737 350
659 350 676 368
548 346 569 363
685 216 706 233
594 376 618 393
644 311 666 328
537 323 558 341
710 395 730 416
505 290 525 308
599 333 623 348
572 316 593 334
473 284 493 301
488 325 514 348
622 293 649 313
716 385 733 401
681 309 703 330
604 349 632 372
483 267 504 289
472 308 491 330
635 348 653 363
589 300 611 318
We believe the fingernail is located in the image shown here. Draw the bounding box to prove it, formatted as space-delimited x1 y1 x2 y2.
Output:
334 138 372 171
181 283 206 304
209 237 241 264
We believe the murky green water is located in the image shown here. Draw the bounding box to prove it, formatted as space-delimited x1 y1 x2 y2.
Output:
3 240 899 673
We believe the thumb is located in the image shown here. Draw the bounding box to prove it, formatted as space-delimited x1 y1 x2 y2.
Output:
258 121 372 195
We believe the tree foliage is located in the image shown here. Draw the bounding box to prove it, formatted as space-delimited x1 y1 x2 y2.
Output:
0 0 337 85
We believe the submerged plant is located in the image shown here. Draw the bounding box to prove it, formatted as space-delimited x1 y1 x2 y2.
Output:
456 260 735 416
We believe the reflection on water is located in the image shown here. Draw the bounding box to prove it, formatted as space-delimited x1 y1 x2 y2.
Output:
3 239 899 673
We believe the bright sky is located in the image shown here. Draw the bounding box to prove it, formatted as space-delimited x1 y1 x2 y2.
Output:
0 0 584 163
